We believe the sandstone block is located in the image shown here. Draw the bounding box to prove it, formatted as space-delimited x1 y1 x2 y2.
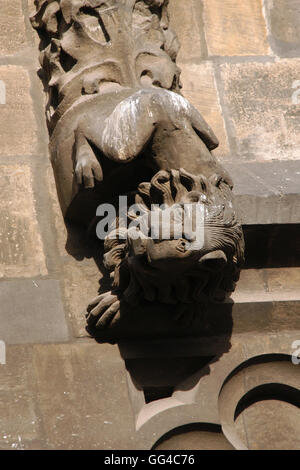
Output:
0 280 69 344
203 0 269 56
180 62 229 157
0 164 47 277
0 66 38 156
32 343 134 449
0 1 28 56
265 0 300 57
63 261 103 338
168 0 206 63
220 60 300 160
0 346 42 449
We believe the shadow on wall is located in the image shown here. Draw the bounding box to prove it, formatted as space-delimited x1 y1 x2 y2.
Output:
63 216 235 405
117 325 233 414
153 423 234 450
149 355 300 450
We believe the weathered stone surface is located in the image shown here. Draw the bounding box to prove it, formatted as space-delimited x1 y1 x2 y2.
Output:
235 268 267 296
0 66 38 156
202 0 269 56
46 166 68 257
240 160 300 223
232 300 300 335
27 343 135 449
168 0 206 63
240 362 300 451
180 62 229 157
48 166 102 338
265 0 300 57
223 161 300 224
132 331 300 450
0 280 69 344
266 267 300 293
0 1 28 56
34 344 133 449
1 331 300 450
231 301 274 335
241 160 300 195
230 267 300 332
63 261 103 338
0 164 47 277
219 355 300 449
221 60 300 161
0 343 133 449
155 427 234 450
0 346 42 450
234 267 300 301
236 400 300 450
269 301 300 332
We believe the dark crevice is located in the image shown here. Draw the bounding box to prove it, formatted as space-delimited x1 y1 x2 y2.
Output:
79 6 111 43
143 386 174 404
49 85 59 110
243 224 300 268
60 49 78 73
152 423 223 450
221 354 290 390
234 383 300 421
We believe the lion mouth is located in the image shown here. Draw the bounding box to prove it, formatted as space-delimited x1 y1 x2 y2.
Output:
124 250 231 305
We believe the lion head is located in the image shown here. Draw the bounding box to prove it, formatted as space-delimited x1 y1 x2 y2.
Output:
103 168 244 310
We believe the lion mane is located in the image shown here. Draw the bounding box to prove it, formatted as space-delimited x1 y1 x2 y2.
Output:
102 168 244 312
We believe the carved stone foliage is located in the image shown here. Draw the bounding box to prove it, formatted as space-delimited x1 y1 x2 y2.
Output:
31 0 244 341
31 0 180 127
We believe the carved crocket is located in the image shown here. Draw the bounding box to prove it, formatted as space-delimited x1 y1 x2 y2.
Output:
31 0 244 338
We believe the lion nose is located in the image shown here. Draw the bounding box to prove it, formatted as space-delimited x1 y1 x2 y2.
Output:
198 250 227 271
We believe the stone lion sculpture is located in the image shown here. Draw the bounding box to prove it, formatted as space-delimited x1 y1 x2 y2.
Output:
31 0 244 338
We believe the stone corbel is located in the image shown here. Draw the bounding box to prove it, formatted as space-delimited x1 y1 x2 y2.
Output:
31 0 244 342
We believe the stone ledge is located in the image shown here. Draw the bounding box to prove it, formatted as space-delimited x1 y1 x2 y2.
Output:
87 295 300 344
223 160 300 224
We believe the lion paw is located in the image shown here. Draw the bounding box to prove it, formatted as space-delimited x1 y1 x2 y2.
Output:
86 291 121 329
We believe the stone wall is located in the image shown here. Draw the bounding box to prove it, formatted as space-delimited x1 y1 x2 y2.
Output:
168 0 300 228
0 0 102 342
0 0 300 450
170 0 300 162
171 0 300 162
0 0 299 339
